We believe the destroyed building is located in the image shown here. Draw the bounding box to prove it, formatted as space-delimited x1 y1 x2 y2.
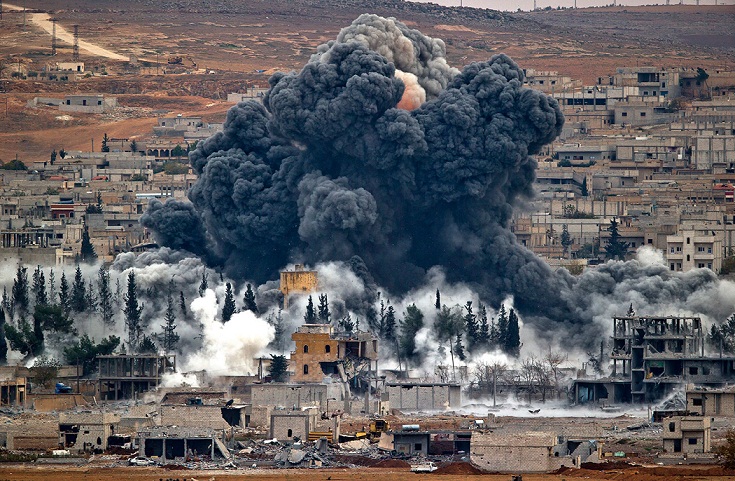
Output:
97 354 176 401
0 376 26 407
58 412 120 454
159 389 231 430
574 316 735 404
137 426 230 462
471 432 600 473
269 407 319 442
290 323 378 391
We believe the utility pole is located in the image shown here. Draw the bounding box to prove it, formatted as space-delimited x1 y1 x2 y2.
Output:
73 25 80 62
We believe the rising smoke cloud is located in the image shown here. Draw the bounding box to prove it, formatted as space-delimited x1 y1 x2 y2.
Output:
142 14 735 351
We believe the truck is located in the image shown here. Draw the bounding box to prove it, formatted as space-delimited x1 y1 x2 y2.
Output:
410 462 438 473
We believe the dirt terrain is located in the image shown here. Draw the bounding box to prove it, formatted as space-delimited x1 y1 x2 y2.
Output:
1 1 733 161
0 464 733 481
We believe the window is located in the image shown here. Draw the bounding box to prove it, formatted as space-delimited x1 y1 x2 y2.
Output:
687 237 691 244
640 112 646 117
66 99 71 105
670 263 675 271
287 429 293 437
698 263 705 269
662 82 666 88
708 247 712 254
708 263 712 269
687 255 691 262
671 247 675 253
622 112 628 117
669 422 676 432
82 99 87 106
97 100 102 105
689 367 698 375
688 438 698 445
97 437 102 445
303 365 309 375
303 345 308 353
325 345 331 353
698 247 705 252
692 398 703 406
677 263 682 270
648 239 652 244
414 443 422 451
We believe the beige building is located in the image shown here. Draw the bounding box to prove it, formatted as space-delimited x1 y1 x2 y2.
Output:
662 416 711 454
279 264 318 308
665 228 722 272
59 412 120 454
687 386 735 417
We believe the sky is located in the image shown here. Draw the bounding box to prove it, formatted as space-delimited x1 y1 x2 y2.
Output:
408 0 735 12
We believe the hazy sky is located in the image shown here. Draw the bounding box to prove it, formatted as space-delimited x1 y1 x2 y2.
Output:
408 0 735 12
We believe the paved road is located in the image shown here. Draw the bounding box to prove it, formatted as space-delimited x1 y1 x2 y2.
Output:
4 3 129 61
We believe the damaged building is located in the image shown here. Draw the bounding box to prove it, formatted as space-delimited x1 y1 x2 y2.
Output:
279 264 318 309
269 407 320 442
290 323 378 392
385 383 462 411
662 416 711 454
58 412 120 454
137 426 230 462
686 385 735 417
574 316 735 404
97 354 176 401
471 432 600 473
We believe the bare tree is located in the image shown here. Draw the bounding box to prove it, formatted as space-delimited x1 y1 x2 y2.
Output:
544 348 569 401
473 360 508 407
520 355 551 404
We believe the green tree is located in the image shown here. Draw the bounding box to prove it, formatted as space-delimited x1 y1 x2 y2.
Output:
0 159 28 170
138 334 157 353
435 289 441 310
242 283 258 313
604 218 630 261
160 289 179 352
317 293 330 323
59 148 66 159
381 302 397 342
222 282 236 323
0 308 7 364
497 304 508 349
59 272 71 315
50 149 57 164
123 271 143 350
435 304 463 379
464 301 479 352
129 139 137 153
179 291 188 320
477 303 489 348
32 266 47 307
399 304 424 366
85 281 97 313
454 333 466 362
101 133 110 153
30 356 61 389
303 295 317 323
5 304 73 358
171 144 186 160
505 308 521 357
12 266 30 319
339 312 355 332
581 177 588 196
715 428 735 468
198 270 208 297
97 264 113 327
268 354 288 382
709 314 735 354
64 335 120 376
71 265 87 312
80 224 97 263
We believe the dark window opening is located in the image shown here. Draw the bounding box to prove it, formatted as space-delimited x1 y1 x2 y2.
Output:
288 429 293 437
303 345 308 353
325 345 331 353
688 438 698 445
303 364 309 375
693 398 703 406
669 422 676 432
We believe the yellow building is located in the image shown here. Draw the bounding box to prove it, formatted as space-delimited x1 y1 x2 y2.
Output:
279 264 318 308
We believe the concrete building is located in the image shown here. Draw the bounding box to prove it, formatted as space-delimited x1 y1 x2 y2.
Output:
574 316 735 405
279 264 318 308
471 432 599 473
159 389 231 430
0 377 27 407
686 385 735 417
665 228 722 273
97 354 176 401
59 412 120 454
612 67 681 99
391 428 430 455
248 383 340 411
137 426 229 461
59 94 117 114
290 323 378 384
385 383 461 411
269 407 319 441
662 416 711 454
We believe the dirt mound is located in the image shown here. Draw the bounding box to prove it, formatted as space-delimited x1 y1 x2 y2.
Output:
581 460 640 470
431 462 485 475
372 459 411 468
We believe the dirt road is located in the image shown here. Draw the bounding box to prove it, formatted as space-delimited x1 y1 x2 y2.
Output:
3 3 129 61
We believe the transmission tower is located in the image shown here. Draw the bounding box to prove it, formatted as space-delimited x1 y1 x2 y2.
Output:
51 18 57 56
73 25 80 61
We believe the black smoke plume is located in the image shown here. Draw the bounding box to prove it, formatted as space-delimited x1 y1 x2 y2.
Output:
143 15 734 348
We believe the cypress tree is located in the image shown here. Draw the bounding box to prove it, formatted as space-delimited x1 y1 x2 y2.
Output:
80 224 97 264
454 333 466 362
505 308 521 357
161 290 179 352
198 271 208 297
464 301 479 352
222 282 236 322
497 304 508 350
32 266 47 307
435 289 441 310
71 265 87 312
98 264 113 327
477 303 489 348
59 272 70 315
317 294 330 323
123 271 143 350
303 295 317 324
242 283 258 313
12 266 29 318
179 291 187 320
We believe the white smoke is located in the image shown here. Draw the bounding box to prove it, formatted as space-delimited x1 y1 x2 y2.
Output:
182 289 275 377
636 245 666 266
